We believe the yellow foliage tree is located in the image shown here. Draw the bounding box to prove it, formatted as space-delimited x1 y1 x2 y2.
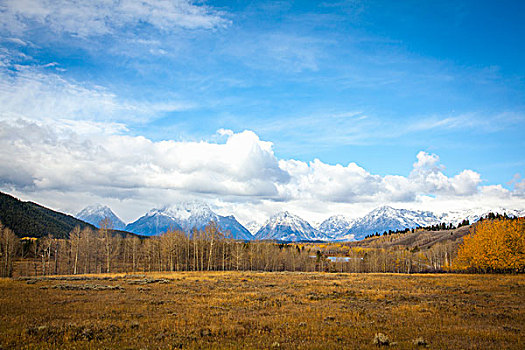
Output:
454 217 525 272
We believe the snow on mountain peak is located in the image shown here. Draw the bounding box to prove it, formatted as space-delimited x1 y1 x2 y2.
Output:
373 205 395 213
76 204 125 230
255 211 328 241
83 201 525 242
126 201 252 240
318 215 354 238
270 211 299 222
438 207 525 225
170 200 212 212
77 203 109 216
145 201 213 220
340 206 439 240
167 201 214 221
270 210 292 219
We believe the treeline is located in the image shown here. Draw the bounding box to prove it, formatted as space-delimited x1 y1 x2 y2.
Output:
3 220 455 277
364 227 413 239
5 221 317 277
1 216 522 277
364 219 472 240
312 241 457 274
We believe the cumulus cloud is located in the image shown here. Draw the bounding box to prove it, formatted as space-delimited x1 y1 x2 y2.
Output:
0 0 229 37
278 159 384 202
0 118 522 223
408 151 481 196
0 119 288 198
275 151 484 205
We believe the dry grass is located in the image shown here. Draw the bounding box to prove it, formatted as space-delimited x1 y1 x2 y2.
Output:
1 272 523 349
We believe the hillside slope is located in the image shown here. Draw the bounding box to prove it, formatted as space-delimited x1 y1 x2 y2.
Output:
0 191 96 238
350 225 471 250
0 191 136 238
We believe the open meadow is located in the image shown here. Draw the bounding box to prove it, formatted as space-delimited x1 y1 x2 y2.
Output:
0 272 523 349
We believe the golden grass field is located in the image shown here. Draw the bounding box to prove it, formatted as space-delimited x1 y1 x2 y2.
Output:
0 272 523 349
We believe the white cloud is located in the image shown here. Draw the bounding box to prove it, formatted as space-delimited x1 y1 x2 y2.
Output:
511 175 525 196
0 0 230 37
0 120 288 199
224 32 322 73
275 151 485 206
0 63 191 122
2 37 29 46
407 112 525 134
217 128 234 137
408 151 481 196
1 117 523 224
278 159 384 202
451 170 481 195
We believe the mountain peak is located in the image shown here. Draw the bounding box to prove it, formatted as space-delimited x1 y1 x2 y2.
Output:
76 203 109 215
126 201 252 240
170 200 212 211
255 211 327 242
370 206 397 214
343 206 438 240
271 211 296 220
76 204 125 230
318 215 354 239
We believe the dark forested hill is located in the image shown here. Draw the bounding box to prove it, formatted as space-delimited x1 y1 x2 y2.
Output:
0 191 137 239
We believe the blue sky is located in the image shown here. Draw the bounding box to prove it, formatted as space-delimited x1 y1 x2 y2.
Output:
0 0 524 223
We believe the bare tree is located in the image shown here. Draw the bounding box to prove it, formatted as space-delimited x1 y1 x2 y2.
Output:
206 222 221 271
38 236 54 276
98 218 114 273
0 223 18 277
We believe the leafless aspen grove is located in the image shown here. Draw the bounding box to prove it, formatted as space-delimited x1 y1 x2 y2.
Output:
2 221 457 278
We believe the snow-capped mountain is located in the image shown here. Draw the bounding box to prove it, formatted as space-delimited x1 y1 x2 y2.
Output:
318 215 355 239
438 207 525 226
343 206 439 240
124 208 184 236
79 201 525 242
255 211 328 241
76 204 126 230
326 206 525 241
125 201 253 240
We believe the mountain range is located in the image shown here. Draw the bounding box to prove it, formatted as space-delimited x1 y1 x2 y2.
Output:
74 201 525 242
438 207 525 226
8 186 519 242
